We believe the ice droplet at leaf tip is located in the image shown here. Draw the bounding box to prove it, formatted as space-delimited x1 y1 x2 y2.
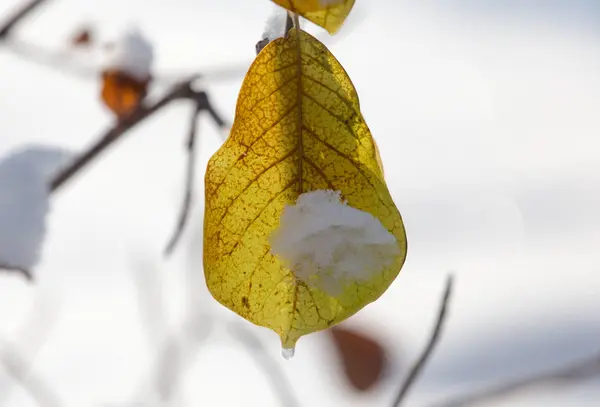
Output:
282 347 296 360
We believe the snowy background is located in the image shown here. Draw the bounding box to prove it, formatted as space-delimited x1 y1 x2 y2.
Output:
1 0 599 406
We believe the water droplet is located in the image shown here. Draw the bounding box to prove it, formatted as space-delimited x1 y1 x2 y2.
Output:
281 347 295 360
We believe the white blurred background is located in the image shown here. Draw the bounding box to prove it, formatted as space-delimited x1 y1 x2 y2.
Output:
0 1 599 406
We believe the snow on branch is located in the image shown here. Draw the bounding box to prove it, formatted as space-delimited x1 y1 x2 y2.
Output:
0 145 72 279
102 28 154 82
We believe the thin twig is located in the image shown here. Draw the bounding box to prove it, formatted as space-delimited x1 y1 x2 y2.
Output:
204 98 228 130
0 290 59 407
163 102 203 256
126 312 213 405
229 322 301 407
0 263 32 281
392 275 454 407
0 345 63 407
129 256 167 347
49 80 191 192
0 0 50 39
429 351 600 407
49 81 228 194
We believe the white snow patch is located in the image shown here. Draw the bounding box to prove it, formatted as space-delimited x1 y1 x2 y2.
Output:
262 6 289 42
103 28 154 81
0 145 73 272
269 190 400 295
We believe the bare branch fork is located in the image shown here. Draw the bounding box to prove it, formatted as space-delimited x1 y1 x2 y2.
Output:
0 0 229 260
49 81 227 193
392 275 454 407
47 80 228 257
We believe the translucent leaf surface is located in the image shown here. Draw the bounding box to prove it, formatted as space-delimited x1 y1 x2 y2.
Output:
271 0 355 34
203 29 406 350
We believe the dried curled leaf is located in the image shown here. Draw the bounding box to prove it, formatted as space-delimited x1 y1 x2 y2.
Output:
100 70 149 118
271 0 355 34
203 29 406 351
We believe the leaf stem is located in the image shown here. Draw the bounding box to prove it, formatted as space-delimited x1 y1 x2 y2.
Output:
291 11 301 31
285 11 295 33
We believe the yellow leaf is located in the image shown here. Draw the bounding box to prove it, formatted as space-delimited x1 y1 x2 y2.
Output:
271 0 355 34
203 29 406 352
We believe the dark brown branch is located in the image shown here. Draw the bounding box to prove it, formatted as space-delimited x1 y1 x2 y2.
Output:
49 81 228 194
0 263 33 281
49 81 190 192
163 102 203 256
229 322 301 407
0 0 50 39
205 99 228 129
392 275 454 407
429 351 600 407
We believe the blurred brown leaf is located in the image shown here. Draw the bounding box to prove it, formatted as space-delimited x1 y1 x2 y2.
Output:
101 69 150 118
70 28 93 48
330 325 387 392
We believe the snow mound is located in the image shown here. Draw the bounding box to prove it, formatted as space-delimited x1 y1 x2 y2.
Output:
262 6 288 43
0 145 72 273
269 190 399 295
103 28 154 81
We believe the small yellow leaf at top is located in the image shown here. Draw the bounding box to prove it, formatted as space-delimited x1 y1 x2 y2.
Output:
203 28 406 353
271 0 355 34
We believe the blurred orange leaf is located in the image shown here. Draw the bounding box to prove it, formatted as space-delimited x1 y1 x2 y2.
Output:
100 70 149 118
330 326 387 391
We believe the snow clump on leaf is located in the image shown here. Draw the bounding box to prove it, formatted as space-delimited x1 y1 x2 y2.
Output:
269 189 400 295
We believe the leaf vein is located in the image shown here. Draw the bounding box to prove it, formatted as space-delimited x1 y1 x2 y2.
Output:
302 156 335 190
215 149 297 224
302 125 387 205
225 178 297 256
301 90 358 141
301 73 358 116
